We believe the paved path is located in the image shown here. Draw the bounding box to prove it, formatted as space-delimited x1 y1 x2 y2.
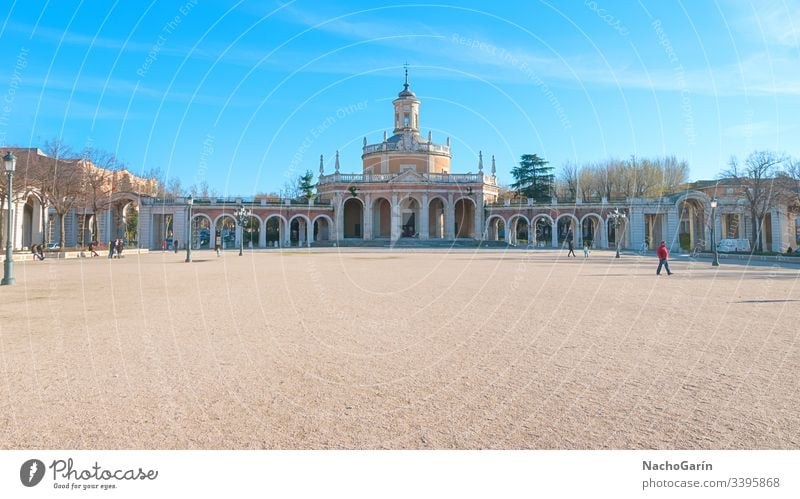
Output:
1 250 798 449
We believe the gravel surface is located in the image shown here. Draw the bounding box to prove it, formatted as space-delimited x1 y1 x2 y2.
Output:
1 249 798 449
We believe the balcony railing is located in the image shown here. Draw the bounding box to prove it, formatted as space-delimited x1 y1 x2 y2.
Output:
318 172 497 186
362 142 450 154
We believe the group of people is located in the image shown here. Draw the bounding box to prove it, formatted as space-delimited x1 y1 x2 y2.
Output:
108 239 125 259
565 239 591 258
564 238 674 276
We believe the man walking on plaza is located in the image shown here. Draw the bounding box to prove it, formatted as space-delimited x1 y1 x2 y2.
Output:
656 240 673 276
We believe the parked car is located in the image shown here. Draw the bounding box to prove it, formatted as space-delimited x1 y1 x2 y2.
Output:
717 238 751 252
47 242 60 250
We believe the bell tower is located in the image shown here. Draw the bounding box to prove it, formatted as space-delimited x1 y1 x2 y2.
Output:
393 64 420 134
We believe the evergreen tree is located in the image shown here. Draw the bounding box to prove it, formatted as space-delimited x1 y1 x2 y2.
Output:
510 154 554 201
297 169 316 200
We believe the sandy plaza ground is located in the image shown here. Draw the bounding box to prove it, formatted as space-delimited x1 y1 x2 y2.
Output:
0 248 798 450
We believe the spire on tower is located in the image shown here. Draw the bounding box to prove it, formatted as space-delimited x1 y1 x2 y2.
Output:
335 150 340 172
403 61 409 90
319 154 324 175
491 155 496 175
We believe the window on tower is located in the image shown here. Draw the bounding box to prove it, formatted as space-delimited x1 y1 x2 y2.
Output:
403 113 410 127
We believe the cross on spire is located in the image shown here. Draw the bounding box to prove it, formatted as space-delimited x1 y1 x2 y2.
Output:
403 61 409 90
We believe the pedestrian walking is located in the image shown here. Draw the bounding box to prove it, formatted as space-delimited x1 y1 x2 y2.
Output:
36 244 46 260
174 240 179 253
215 235 222 257
567 239 576 257
656 240 673 276
108 240 115 259
583 243 589 258
162 239 167 251
115 239 123 258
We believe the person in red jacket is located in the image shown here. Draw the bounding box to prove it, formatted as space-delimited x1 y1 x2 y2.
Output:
656 240 673 275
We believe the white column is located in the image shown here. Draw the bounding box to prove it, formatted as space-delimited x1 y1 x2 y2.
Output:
307 217 314 247
475 197 484 240
363 194 372 240
445 193 455 240
550 219 558 248
420 193 429 240
390 193 400 241
259 218 266 248
335 195 344 241
600 218 609 248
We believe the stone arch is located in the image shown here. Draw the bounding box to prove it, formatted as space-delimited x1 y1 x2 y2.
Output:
580 213 603 248
242 213 261 249
677 195 708 250
22 192 45 249
484 214 506 242
399 195 421 237
605 212 627 250
531 214 554 247
288 214 312 247
454 196 476 239
214 214 237 249
556 214 579 246
428 196 447 239
342 197 364 238
264 214 288 247
507 214 530 246
190 214 212 249
313 214 334 242
371 196 392 239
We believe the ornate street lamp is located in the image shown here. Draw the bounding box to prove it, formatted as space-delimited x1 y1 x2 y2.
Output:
710 198 720 267
234 204 252 256
185 195 193 263
608 207 626 259
2 151 16 285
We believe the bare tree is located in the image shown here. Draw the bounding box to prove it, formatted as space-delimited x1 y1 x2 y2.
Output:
37 139 85 249
80 147 119 242
723 151 785 252
557 162 578 199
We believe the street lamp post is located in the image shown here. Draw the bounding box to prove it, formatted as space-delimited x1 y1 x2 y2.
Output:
185 195 193 263
710 198 720 267
234 205 252 256
608 208 626 259
2 151 16 285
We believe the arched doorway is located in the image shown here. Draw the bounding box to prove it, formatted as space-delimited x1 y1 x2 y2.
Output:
264 215 285 247
343 198 363 238
581 215 602 248
508 215 529 246
678 198 705 250
289 216 309 246
557 215 577 246
372 198 391 239
428 197 446 239
485 215 505 242
242 215 260 249
532 215 553 247
313 216 332 242
215 215 236 249
454 198 475 238
191 215 211 249
399 197 420 237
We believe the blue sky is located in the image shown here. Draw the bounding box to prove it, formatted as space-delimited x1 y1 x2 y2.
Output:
1 0 798 195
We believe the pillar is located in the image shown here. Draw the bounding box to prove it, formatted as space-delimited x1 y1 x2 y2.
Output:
445 193 455 240
364 193 372 240
390 193 400 241
259 218 266 248
420 193 429 240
